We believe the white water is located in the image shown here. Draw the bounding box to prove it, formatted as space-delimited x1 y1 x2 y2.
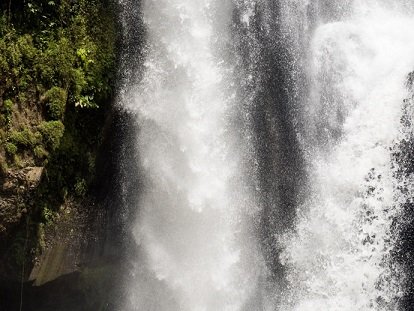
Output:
280 1 414 310
120 0 261 310
119 0 414 310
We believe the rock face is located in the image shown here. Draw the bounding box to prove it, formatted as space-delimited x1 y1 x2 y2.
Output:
24 199 125 311
29 199 102 286
0 1 122 309
0 197 125 311
0 167 43 236
0 110 137 310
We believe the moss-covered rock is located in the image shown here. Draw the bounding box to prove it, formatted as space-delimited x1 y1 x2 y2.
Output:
38 120 65 150
44 87 67 120
0 0 119 290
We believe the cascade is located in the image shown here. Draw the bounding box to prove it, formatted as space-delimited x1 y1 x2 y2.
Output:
118 0 414 310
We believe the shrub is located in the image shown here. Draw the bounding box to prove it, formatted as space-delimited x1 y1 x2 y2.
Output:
9 128 39 147
74 178 87 197
5 142 17 155
38 120 65 150
38 36 75 87
17 34 37 65
44 86 67 120
34 145 48 159
75 95 98 108
70 68 87 99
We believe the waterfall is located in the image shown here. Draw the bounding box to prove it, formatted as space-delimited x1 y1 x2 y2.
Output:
118 0 414 310
119 0 264 310
279 1 414 310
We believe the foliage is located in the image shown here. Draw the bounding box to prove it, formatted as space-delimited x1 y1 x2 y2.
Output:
8 128 40 147
0 0 118 272
74 178 87 197
44 86 67 120
34 145 48 159
5 142 17 155
41 204 54 224
0 31 38 99
38 120 64 150
2 99 13 126
0 0 117 165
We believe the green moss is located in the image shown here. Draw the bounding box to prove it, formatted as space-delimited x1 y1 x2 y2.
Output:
16 34 37 63
2 99 13 126
0 0 118 277
13 154 23 167
38 120 65 150
34 145 49 159
9 128 39 147
5 142 17 155
44 86 67 120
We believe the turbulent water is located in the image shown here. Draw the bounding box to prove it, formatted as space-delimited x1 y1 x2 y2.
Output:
118 0 414 310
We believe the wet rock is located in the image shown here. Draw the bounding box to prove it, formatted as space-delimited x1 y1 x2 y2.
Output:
24 167 44 188
2 179 18 193
0 167 43 239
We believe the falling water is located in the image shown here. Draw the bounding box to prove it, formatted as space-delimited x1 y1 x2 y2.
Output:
118 0 414 310
280 1 414 310
119 0 263 310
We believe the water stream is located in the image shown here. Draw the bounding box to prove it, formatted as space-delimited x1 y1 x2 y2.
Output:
118 0 414 310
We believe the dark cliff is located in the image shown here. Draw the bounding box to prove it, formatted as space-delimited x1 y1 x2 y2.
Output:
0 1 134 309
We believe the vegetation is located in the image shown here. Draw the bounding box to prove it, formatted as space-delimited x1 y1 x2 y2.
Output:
38 120 65 150
44 86 67 120
1 99 13 126
0 0 118 274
